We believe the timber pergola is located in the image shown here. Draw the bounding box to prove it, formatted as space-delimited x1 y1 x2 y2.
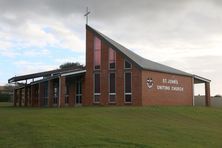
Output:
193 75 211 106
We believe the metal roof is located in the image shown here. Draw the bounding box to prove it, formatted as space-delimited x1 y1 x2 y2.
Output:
193 75 211 83
87 25 192 77
8 67 85 83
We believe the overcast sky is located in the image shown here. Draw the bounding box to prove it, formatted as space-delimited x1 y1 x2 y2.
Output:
0 0 222 95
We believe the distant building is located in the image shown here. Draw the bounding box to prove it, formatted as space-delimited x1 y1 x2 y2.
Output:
8 25 211 107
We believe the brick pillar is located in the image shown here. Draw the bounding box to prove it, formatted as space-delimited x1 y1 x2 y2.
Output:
19 89 22 107
205 82 211 106
13 89 18 107
84 27 94 105
132 66 142 106
48 80 53 107
69 80 75 107
100 42 108 105
59 76 66 107
116 52 124 106
24 86 28 107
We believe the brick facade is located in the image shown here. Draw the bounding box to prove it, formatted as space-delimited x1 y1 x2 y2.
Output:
141 70 193 105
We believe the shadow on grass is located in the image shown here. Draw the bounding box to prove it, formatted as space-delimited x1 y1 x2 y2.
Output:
75 138 152 148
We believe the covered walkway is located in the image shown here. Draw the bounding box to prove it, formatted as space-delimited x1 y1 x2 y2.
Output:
10 68 86 107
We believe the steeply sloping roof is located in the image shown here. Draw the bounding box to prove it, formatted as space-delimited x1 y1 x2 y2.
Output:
87 25 192 77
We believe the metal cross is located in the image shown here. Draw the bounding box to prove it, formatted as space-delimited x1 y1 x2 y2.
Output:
84 7 90 25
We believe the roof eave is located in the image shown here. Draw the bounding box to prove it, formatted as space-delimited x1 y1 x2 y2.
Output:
193 75 211 83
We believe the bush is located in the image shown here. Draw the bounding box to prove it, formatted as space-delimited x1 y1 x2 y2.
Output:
0 93 11 102
214 95 222 98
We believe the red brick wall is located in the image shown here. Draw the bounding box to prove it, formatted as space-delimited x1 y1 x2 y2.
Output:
132 65 142 106
85 26 142 106
100 40 109 105
31 84 39 107
141 70 193 105
116 54 142 106
116 51 124 105
84 27 94 105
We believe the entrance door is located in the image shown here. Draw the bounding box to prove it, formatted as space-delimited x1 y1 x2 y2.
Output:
75 80 82 105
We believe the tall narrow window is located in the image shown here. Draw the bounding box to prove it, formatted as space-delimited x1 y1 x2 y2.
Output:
109 48 116 69
43 83 48 106
125 60 132 69
94 73 100 103
53 84 58 105
65 85 69 104
76 80 82 104
94 36 101 70
124 72 132 103
109 73 116 103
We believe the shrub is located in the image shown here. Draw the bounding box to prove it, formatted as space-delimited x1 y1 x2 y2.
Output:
0 93 11 102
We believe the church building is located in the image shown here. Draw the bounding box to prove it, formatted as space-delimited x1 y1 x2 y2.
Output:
8 25 211 107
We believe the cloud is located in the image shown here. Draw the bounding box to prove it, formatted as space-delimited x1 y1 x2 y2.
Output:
0 0 222 95
164 55 222 95
0 12 85 58
54 56 85 66
14 60 57 75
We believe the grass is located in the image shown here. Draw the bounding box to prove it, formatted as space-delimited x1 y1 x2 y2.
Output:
0 103 222 148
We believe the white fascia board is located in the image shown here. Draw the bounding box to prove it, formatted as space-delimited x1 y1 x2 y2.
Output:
61 70 86 77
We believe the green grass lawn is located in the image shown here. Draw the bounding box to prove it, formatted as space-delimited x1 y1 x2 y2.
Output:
0 103 222 148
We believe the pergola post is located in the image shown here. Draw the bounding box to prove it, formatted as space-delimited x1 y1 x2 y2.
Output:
59 76 66 107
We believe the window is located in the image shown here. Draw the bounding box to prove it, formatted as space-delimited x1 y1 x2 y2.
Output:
125 60 132 69
109 73 116 103
53 86 58 104
94 73 100 103
43 83 48 106
94 36 101 70
76 80 82 104
109 48 116 69
65 85 69 104
124 72 132 103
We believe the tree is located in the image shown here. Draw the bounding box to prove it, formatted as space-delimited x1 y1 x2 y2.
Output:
59 62 83 69
0 84 14 102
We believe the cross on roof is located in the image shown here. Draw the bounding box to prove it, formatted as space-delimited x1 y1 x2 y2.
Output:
84 7 90 25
